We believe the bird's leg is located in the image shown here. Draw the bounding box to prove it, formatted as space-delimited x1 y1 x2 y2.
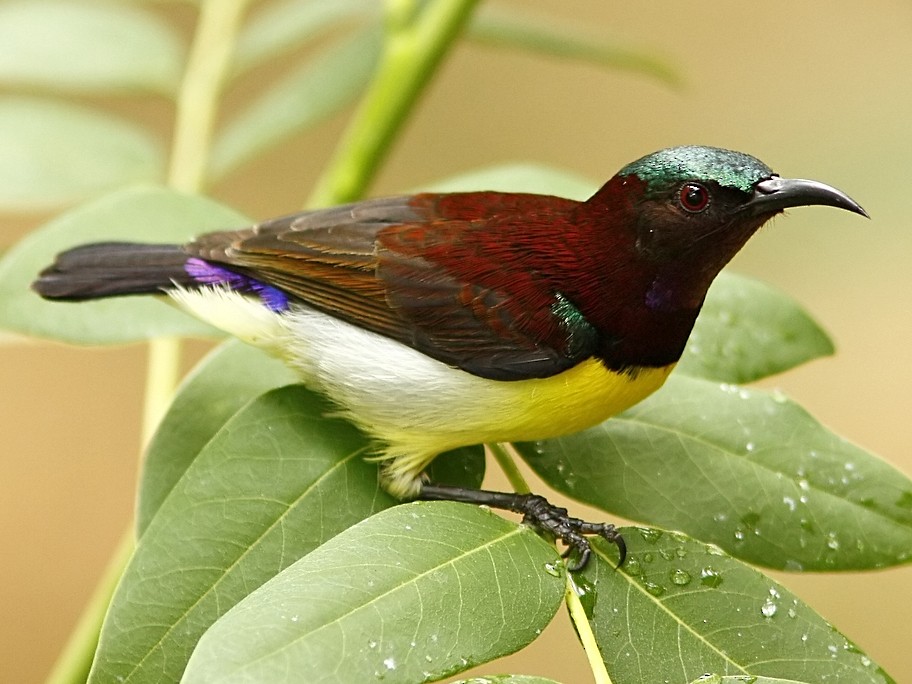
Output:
416 483 626 571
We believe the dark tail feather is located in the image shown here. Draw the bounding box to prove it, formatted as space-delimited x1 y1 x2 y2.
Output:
33 242 194 300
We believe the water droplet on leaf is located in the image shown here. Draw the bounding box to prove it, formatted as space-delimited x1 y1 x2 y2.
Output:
643 581 665 596
700 567 723 588
670 569 692 586
638 528 664 543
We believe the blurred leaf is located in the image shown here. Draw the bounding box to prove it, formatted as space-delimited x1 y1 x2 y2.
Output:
90 386 396 684
137 340 298 534
682 272 835 383
516 375 912 571
210 27 380 179
468 7 680 86
233 0 376 73
181 502 564 684
580 532 892 683
423 164 596 200
0 1 183 95
0 96 164 211
138 339 485 534
0 186 244 343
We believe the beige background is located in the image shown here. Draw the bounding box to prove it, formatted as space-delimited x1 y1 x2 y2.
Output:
2 1 911 682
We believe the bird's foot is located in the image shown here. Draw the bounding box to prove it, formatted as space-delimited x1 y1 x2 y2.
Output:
518 493 626 571
417 483 625 571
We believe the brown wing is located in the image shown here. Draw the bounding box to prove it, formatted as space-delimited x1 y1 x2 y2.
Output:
184 194 598 380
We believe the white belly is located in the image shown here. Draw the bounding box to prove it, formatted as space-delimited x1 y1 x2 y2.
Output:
170 288 674 496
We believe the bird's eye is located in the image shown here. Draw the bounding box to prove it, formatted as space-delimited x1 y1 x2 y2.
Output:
679 183 710 213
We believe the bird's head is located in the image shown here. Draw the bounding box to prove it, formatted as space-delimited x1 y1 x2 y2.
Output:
585 145 867 310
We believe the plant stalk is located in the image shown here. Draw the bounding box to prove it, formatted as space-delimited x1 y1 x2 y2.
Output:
308 0 480 207
489 442 531 495
565 574 613 684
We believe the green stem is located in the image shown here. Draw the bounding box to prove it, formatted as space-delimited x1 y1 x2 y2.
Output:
168 0 251 193
308 0 481 206
44 4 250 683
565 574 613 684
488 442 531 494
141 337 183 447
490 442 611 682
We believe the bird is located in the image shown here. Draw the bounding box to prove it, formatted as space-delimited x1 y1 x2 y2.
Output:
33 145 867 568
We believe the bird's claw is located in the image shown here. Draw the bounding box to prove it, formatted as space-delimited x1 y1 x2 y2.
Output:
518 494 626 571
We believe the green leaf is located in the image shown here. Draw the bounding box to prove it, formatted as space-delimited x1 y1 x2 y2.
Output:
689 676 813 684
233 0 376 73
581 531 893 683
181 502 564 684
516 375 912 571
0 186 245 343
210 27 381 179
467 7 680 86
681 272 835 383
0 96 164 211
0 1 183 95
137 340 299 534
138 339 485 534
422 164 596 200
90 386 396 684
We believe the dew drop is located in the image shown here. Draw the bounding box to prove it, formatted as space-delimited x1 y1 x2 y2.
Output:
670 569 692 586
624 557 643 577
700 567 723 588
825 532 840 551
761 599 778 617
643 581 666 596
383 657 396 671
543 562 561 577
638 527 664 543
783 496 797 512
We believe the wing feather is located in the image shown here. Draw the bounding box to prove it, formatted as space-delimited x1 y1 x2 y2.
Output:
183 194 597 380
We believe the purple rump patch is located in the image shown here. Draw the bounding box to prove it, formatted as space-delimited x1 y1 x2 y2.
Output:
184 258 290 312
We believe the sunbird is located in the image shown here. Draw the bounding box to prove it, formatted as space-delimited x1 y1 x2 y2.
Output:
34 146 867 567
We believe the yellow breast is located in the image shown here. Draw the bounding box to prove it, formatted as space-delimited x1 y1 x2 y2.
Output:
473 357 676 443
374 356 676 497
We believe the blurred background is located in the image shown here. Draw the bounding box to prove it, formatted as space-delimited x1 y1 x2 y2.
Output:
2 1 910 681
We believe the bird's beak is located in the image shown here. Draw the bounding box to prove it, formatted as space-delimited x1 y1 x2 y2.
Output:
748 176 869 218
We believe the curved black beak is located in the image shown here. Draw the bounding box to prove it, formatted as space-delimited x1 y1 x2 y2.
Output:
748 176 868 218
